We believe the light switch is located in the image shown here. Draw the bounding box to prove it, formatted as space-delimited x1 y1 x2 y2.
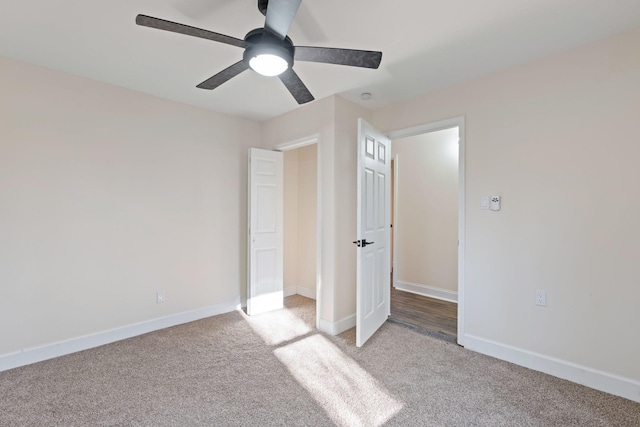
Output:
481 196 490 210
490 196 501 211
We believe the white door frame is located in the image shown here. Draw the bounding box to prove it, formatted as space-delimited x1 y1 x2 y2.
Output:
269 134 322 329
387 116 466 346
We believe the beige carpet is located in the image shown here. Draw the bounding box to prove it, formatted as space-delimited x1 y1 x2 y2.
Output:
1 295 638 426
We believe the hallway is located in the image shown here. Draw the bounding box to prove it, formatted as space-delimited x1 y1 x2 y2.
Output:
389 286 457 340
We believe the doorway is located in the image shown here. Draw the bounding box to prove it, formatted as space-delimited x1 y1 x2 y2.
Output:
270 135 321 329
282 143 318 302
387 119 465 344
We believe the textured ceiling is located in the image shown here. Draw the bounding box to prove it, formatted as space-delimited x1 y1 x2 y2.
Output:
1 0 640 121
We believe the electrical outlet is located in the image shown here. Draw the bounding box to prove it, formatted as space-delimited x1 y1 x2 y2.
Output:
156 291 165 304
535 290 546 307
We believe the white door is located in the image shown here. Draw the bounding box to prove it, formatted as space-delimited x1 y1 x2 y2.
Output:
356 119 391 347
247 148 284 316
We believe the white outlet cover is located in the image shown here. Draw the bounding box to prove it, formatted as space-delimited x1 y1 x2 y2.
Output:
535 290 547 306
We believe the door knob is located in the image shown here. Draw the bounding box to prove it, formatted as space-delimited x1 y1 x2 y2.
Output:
353 239 375 248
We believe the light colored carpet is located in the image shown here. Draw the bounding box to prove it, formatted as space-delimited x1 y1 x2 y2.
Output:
1 295 638 426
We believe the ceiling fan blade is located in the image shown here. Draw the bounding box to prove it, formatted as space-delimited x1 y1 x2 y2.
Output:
196 61 249 90
136 14 247 48
294 46 382 69
264 0 302 40
279 68 314 104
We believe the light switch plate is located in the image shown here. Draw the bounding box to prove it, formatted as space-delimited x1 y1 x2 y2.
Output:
481 196 490 210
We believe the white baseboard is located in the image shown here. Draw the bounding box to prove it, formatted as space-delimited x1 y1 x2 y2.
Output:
284 285 316 300
284 286 297 297
318 313 356 336
394 280 458 303
0 298 241 373
464 334 640 403
295 287 316 300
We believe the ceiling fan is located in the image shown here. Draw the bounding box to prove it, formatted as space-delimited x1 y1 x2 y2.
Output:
136 0 382 104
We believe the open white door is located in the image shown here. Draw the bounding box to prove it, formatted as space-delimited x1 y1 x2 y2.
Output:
247 148 284 316
356 119 391 347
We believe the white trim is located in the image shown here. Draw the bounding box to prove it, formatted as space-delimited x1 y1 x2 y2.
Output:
270 134 321 152
0 298 241 372
392 154 399 278
387 117 463 140
315 140 322 330
319 313 356 336
464 334 640 403
296 286 316 300
284 286 317 300
457 120 466 346
270 134 322 330
386 116 466 346
394 280 458 303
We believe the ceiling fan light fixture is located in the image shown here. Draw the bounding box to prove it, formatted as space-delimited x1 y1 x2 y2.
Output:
243 33 294 77
249 53 289 76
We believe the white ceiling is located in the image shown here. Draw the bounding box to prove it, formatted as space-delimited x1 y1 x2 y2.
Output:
2 0 640 121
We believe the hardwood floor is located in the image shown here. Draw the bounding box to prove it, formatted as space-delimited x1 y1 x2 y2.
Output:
390 285 457 339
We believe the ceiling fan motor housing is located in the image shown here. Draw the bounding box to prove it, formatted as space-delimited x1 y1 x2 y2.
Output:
243 28 295 69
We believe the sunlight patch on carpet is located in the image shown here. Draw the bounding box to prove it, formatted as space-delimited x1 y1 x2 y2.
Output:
274 334 404 426
244 308 312 346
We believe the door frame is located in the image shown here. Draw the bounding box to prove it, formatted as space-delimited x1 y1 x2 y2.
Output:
387 116 466 346
269 134 322 329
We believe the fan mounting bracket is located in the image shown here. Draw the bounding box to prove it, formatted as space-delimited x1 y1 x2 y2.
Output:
258 0 269 16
